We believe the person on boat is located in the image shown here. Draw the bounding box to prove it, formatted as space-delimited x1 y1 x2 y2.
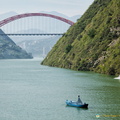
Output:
77 95 83 104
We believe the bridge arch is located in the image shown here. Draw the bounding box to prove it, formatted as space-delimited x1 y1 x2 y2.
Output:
0 13 74 27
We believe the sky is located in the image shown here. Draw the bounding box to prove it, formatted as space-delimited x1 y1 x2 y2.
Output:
0 0 94 16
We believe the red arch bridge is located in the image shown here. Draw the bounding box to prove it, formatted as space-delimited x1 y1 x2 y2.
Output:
0 13 74 36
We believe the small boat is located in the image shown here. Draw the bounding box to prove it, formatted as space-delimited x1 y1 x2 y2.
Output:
66 100 88 108
66 95 88 108
114 75 120 79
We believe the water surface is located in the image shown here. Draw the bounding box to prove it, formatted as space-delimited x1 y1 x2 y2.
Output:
0 59 120 120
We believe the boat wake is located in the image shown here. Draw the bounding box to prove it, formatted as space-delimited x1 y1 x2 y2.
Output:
114 75 120 79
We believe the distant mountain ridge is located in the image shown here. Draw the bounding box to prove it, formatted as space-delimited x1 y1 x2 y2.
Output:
39 11 81 22
17 36 61 57
0 11 18 20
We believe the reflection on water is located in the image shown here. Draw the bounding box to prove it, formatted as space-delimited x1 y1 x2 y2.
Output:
0 59 120 120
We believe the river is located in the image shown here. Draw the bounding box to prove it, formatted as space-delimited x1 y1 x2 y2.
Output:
0 59 120 120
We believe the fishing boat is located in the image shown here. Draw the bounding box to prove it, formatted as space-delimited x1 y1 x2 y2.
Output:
114 75 120 79
66 95 88 108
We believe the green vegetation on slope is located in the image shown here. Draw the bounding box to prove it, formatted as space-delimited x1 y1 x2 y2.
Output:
42 0 120 76
0 29 33 59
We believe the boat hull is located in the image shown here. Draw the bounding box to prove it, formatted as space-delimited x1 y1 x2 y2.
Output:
66 100 88 108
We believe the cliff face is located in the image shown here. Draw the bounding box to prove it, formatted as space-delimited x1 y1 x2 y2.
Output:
0 29 33 59
42 0 120 76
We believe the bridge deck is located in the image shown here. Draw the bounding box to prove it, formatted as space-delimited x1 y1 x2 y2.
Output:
0 33 64 36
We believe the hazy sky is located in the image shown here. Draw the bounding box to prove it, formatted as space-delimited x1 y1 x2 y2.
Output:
0 0 94 16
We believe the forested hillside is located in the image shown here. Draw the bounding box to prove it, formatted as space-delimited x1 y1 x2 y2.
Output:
0 29 33 59
42 0 120 76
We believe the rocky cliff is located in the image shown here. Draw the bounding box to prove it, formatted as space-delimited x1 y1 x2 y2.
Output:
42 0 120 76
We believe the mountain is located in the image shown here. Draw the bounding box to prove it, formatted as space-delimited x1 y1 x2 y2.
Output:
0 11 17 21
70 15 81 22
41 0 120 76
40 11 81 22
17 36 61 57
0 29 33 59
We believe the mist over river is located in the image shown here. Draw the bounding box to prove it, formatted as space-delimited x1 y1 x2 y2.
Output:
0 59 120 120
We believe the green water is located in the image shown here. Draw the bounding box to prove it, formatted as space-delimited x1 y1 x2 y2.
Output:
0 59 120 120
